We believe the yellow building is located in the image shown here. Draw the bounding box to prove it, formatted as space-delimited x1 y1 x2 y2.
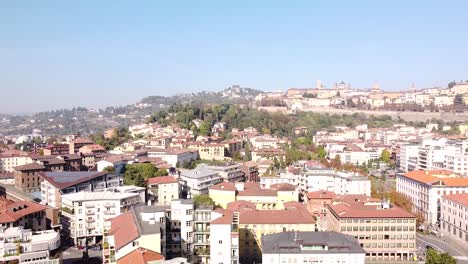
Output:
209 182 298 209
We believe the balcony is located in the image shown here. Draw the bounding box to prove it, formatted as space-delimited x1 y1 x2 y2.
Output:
104 203 114 208
85 204 95 208
86 218 95 223
104 210 115 215
194 247 210 256
194 227 210 233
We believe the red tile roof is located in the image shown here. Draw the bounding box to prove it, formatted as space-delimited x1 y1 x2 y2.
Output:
239 206 315 224
209 182 237 191
402 170 468 187
109 210 139 250
443 193 468 207
14 163 45 171
0 198 48 224
270 183 296 191
147 176 177 185
226 200 256 211
118 247 164 264
306 190 337 200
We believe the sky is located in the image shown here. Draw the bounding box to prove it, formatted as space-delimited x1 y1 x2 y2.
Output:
1 1 468 114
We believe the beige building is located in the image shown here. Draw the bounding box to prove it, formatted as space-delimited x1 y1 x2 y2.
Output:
440 193 468 244
0 150 32 173
147 176 180 206
327 195 417 262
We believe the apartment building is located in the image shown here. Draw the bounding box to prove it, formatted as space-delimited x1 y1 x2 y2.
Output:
326 195 417 262
179 167 223 197
14 163 46 193
69 137 94 154
0 227 60 263
299 165 371 197
209 182 298 209
440 193 468 244
0 198 48 231
39 171 123 208
396 170 468 225
103 205 166 264
147 148 198 167
262 231 365 264
0 150 32 173
61 190 142 246
241 161 259 182
147 176 180 206
445 140 468 176
398 142 419 172
202 163 244 182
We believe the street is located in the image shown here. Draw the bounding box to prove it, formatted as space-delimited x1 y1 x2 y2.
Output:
417 233 468 264
62 246 103 264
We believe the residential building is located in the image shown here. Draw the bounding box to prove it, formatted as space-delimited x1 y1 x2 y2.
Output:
209 182 298 209
202 163 244 182
0 227 60 263
42 144 70 156
39 171 123 208
0 198 48 231
210 210 239 264
147 176 180 206
61 190 143 246
14 163 46 193
262 231 365 264
69 137 94 154
396 170 468 225
299 165 371 197
0 150 32 173
147 148 197 167
179 167 223 197
440 193 468 245
241 161 259 182
326 195 417 262
79 144 107 154
103 205 166 264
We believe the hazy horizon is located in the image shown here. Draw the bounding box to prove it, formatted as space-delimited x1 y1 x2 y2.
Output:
1 1 467 114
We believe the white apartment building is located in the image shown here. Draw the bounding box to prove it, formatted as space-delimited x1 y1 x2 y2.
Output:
440 193 468 244
179 167 223 197
147 148 197 167
445 140 468 176
331 149 379 166
147 176 180 206
262 231 365 264
0 227 60 264
300 166 371 197
61 190 142 246
260 172 297 189
396 170 468 225
398 142 419 172
202 163 244 182
210 211 240 264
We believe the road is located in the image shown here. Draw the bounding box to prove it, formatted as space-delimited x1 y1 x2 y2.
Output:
417 233 468 264
62 246 102 264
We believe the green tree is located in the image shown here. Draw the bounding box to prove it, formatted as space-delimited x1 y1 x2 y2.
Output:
199 121 212 136
193 194 215 207
317 146 327 158
380 149 391 163
103 166 115 173
123 163 158 187
426 248 457 264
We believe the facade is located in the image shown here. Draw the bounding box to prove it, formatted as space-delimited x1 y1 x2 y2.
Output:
326 195 417 262
0 227 60 263
209 210 240 264
202 163 244 182
39 171 123 208
262 231 365 264
14 163 46 193
147 148 197 167
61 191 143 246
0 151 32 173
179 167 223 197
396 170 468 225
299 166 371 197
0 198 48 232
241 161 259 182
147 176 180 206
440 193 468 245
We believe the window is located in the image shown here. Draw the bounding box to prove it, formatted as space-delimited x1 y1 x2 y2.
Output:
219 240 223 244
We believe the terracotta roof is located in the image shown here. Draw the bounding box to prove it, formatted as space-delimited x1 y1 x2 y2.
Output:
328 195 415 219
306 190 337 200
270 183 296 191
109 210 140 250
147 176 177 185
239 206 315 224
211 209 234 225
14 163 45 171
226 200 256 211
402 170 468 187
72 137 94 144
118 247 164 264
0 198 48 223
443 193 468 207
209 182 236 191
80 144 106 152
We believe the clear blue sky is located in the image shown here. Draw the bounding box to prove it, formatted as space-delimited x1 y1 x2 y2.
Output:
1 1 468 114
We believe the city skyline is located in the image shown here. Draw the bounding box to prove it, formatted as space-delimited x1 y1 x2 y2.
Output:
1 1 468 113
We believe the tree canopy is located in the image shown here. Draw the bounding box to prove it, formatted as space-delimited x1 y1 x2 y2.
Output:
123 163 168 187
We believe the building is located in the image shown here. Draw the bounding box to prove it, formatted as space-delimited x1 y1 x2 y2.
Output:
39 171 123 208
117 247 164 264
147 148 198 167
69 137 94 154
14 163 46 193
299 166 371 197
209 182 298 209
201 163 244 182
440 193 468 245
0 150 32 173
0 198 48 231
79 144 107 154
42 144 70 156
326 195 417 262
0 227 61 263
147 176 180 206
262 231 365 264
103 205 166 264
241 161 259 182
396 170 468 225
209 210 239 264
179 167 223 197
61 190 143 246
